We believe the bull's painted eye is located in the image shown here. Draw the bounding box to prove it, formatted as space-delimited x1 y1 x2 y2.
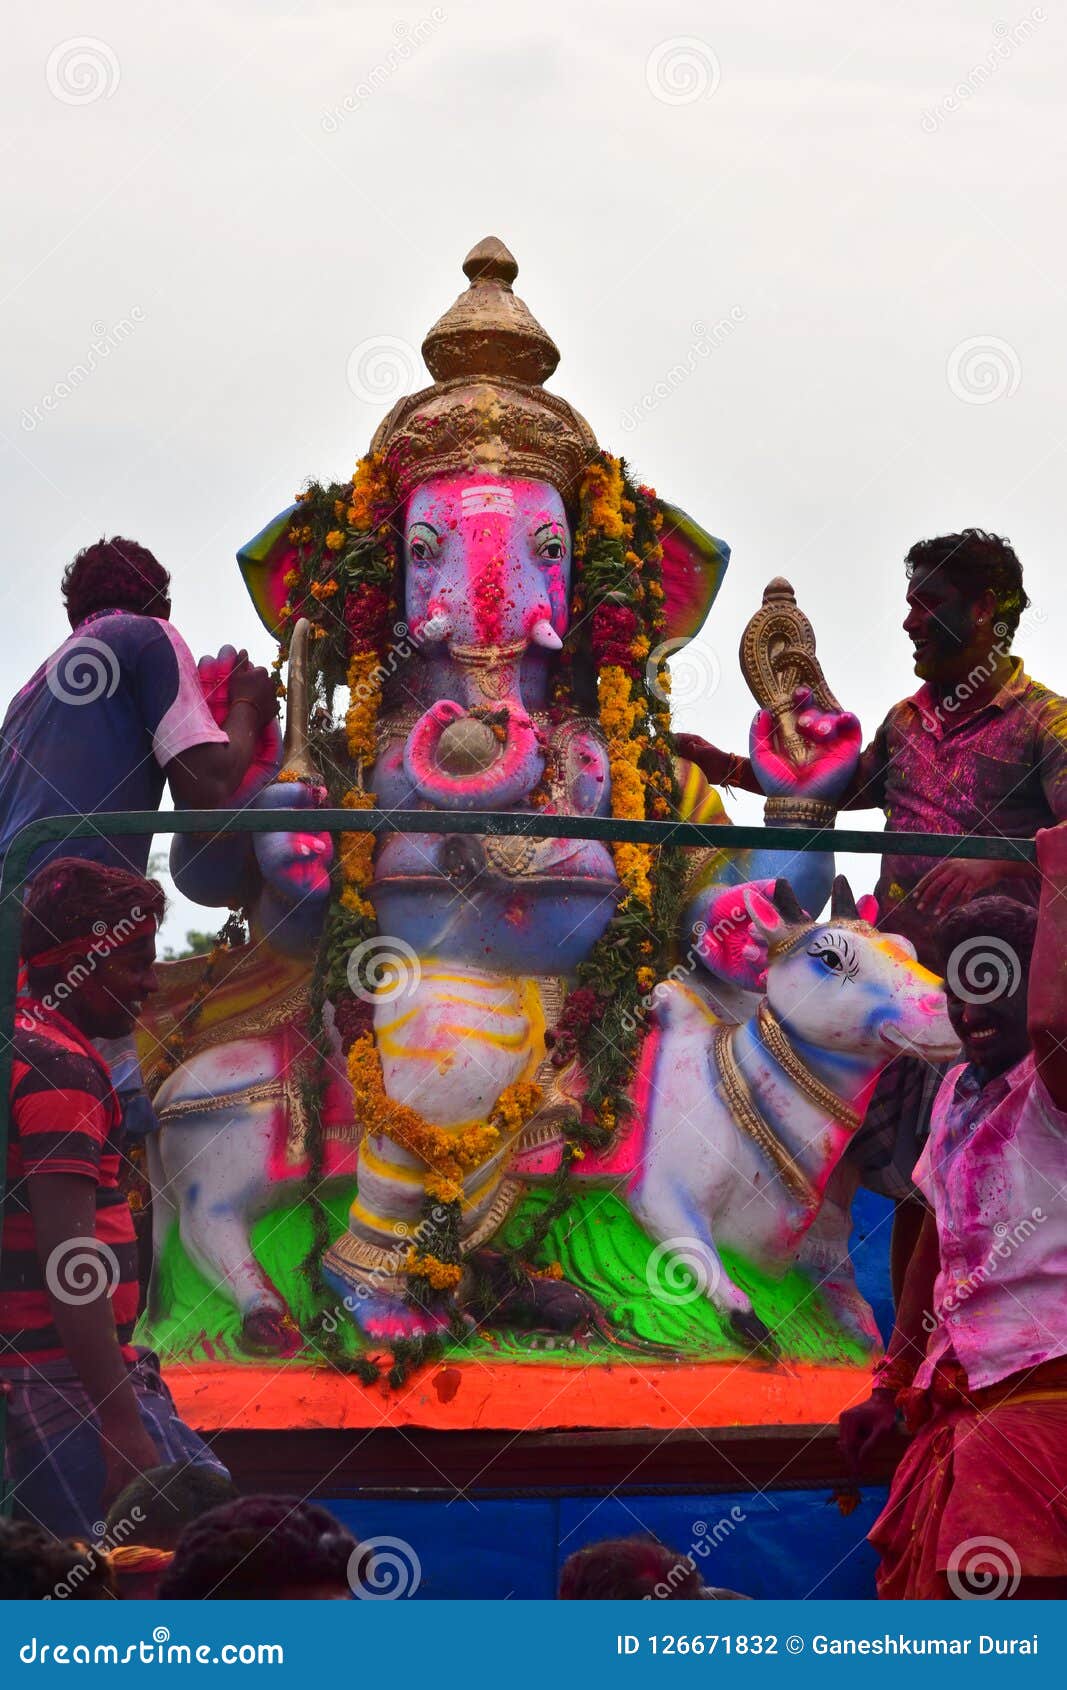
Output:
808 932 859 981
407 522 441 566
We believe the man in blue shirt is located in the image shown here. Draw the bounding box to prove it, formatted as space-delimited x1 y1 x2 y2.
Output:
0 536 278 877
0 536 279 1141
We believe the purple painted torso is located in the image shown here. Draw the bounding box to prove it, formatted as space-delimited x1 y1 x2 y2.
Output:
858 663 1067 962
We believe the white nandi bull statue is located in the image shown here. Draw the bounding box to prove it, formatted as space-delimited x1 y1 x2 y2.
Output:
523 876 958 1351
147 874 956 1356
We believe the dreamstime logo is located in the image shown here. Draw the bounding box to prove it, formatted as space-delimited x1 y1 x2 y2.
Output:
645 1236 719 1305
346 336 420 405
618 925 706 1037
946 934 1021 1004
318 1207 450 1333
646 637 720 708
50 1507 145 1599
45 1238 120 1306
921 11 1046 132
321 10 447 132
946 336 1021 405
646 37 721 105
20 906 149 1028
346 619 425 708
46 37 120 105
920 606 1047 733
21 310 147 432
645 1506 747 1598
46 635 120 705
921 619 1013 730
346 935 421 1003
620 312 745 432
349 1535 422 1599
946 1535 1021 1599
922 1207 1045 1332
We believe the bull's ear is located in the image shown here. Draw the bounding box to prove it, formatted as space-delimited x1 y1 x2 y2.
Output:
742 884 787 943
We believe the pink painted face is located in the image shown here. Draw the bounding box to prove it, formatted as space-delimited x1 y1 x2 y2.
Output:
403 475 570 651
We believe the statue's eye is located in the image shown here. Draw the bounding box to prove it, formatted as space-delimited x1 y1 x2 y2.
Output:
535 525 567 564
407 524 440 566
808 934 859 980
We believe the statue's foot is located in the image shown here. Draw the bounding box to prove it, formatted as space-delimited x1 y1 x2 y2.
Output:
465 1252 596 1336
321 1263 453 1344
360 1298 453 1343
237 1307 304 1359
727 1307 780 1359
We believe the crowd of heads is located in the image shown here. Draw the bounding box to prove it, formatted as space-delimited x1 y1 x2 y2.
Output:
0 1483 743 1603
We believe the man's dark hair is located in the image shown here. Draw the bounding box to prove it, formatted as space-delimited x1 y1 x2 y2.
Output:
559 1535 705 1600
105 1463 239 1551
158 1496 361 1599
22 857 165 985
905 529 1030 639
0 1519 116 1600
61 537 171 627
937 895 1038 985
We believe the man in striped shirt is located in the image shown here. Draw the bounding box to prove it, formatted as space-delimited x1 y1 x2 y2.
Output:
1 857 227 1539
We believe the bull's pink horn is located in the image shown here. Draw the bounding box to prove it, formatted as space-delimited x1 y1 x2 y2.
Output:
531 618 563 651
422 612 452 642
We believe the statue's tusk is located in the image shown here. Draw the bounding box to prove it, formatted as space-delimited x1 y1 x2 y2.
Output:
531 618 563 651
421 612 453 643
279 617 317 780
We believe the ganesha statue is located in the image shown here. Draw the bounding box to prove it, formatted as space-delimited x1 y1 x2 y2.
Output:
139 239 949 1372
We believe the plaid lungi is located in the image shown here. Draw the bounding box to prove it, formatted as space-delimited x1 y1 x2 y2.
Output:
1 1348 228 1541
846 1054 948 1200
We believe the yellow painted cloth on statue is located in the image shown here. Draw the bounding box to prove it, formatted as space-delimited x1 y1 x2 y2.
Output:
346 967 548 1251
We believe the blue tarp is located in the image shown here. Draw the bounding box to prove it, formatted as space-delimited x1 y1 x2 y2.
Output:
327 1486 890 1600
325 1191 896 1599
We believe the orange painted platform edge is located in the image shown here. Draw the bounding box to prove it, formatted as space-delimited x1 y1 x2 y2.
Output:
169 1359 874 1434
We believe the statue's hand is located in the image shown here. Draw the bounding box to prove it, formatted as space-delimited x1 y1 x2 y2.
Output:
691 878 778 992
252 781 333 904
749 686 861 802
197 645 283 802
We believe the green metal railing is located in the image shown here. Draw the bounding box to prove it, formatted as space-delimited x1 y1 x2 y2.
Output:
0 807 1037 1509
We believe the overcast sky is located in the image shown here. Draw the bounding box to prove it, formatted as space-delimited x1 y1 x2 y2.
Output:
4 1 1064 946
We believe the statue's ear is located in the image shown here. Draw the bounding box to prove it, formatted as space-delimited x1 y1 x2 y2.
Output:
237 505 301 638
857 892 880 925
656 501 730 644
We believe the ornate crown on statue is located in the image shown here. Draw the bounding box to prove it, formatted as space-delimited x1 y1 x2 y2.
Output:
372 236 599 502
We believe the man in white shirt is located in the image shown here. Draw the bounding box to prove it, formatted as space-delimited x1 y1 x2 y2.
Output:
840 825 1067 1599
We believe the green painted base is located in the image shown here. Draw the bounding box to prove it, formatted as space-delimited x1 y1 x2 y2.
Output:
141 1182 869 1370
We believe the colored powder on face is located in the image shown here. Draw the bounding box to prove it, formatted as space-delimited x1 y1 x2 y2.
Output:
471 547 506 645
